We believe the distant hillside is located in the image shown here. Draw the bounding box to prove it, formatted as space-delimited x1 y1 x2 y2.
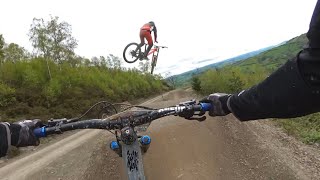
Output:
169 33 307 87
232 34 307 72
170 43 283 86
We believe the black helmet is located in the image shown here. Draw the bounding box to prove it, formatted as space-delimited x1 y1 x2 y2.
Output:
149 21 155 25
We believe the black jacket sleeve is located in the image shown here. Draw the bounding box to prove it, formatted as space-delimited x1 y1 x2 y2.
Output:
153 25 157 42
307 0 320 48
0 123 21 157
0 123 9 157
228 52 320 121
228 0 320 121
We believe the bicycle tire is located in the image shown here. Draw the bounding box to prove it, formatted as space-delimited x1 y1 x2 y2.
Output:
150 54 158 74
123 42 141 63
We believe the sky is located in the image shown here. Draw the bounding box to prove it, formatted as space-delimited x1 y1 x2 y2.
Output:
0 0 317 76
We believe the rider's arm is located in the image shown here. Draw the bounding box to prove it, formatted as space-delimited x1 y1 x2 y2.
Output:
307 0 320 48
226 0 320 121
153 25 158 42
0 123 10 157
0 122 20 157
0 120 41 157
228 53 320 121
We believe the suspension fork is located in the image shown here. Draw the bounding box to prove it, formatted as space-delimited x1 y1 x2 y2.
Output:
152 48 160 65
109 127 151 180
122 138 145 180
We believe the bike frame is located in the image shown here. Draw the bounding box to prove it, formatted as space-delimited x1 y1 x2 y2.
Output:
147 47 158 57
143 44 167 74
142 44 167 57
142 44 159 57
122 42 167 66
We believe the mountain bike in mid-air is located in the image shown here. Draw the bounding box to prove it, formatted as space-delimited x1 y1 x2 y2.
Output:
123 42 168 74
34 99 211 180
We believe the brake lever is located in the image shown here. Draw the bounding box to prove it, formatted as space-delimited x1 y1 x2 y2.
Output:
185 116 206 122
177 102 207 121
194 111 205 116
47 118 68 127
178 99 196 106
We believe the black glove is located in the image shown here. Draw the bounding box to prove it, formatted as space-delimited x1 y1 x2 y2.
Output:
200 93 232 116
10 119 42 147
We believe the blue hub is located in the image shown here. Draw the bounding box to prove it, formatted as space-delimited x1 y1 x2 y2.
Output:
110 141 120 150
140 135 151 145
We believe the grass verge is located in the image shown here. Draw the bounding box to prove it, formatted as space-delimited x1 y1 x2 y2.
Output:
275 113 320 144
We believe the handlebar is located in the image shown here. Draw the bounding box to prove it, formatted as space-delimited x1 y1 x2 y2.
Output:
34 101 211 138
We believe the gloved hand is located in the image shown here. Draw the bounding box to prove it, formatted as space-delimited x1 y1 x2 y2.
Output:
200 93 232 116
10 119 43 147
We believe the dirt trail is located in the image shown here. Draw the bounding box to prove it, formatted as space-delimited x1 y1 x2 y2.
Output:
0 89 319 180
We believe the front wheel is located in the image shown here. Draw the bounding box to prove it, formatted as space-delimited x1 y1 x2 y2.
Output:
150 55 158 74
123 43 141 63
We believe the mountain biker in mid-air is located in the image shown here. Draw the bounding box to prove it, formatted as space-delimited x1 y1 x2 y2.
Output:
138 21 158 60
1 1 320 158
